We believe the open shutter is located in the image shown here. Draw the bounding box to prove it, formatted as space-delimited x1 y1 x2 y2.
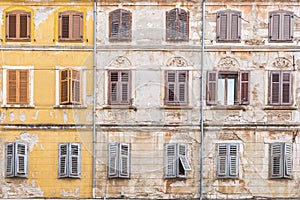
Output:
60 69 70 104
5 143 15 177
239 71 250 105
120 71 130 104
70 69 81 104
108 143 118 178
281 71 292 105
229 144 238 177
270 71 280 105
207 71 218 105
178 144 191 178
230 11 241 41
284 143 292 178
119 143 130 178
270 143 283 178
178 71 188 105
217 144 227 177
72 12 83 40
166 71 176 104
19 70 29 104
58 143 68 178
69 143 81 178
165 143 177 178
15 142 27 177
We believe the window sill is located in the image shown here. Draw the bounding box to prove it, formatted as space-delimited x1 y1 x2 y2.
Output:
208 105 246 110
264 105 297 110
54 105 87 109
101 105 137 110
160 105 193 110
2 104 35 108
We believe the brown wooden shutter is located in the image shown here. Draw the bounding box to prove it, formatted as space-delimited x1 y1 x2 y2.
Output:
61 15 70 39
207 71 218 105
120 71 130 104
70 69 81 104
178 9 189 40
6 11 30 41
7 14 17 39
121 10 131 39
239 71 249 105
19 14 28 38
19 70 29 104
269 11 293 41
230 12 241 41
109 10 120 38
60 69 70 104
166 9 177 40
71 12 83 41
7 70 29 104
7 70 17 104
270 71 280 105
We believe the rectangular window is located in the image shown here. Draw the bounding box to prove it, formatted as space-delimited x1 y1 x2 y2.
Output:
165 70 188 105
108 70 130 105
166 8 189 41
269 71 292 105
270 143 292 179
217 10 241 42
269 11 293 42
207 71 249 105
7 69 29 104
5 142 28 178
58 11 83 41
165 143 191 179
108 143 130 178
217 143 238 179
6 10 31 41
58 143 81 178
109 9 132 41
60 68 81 105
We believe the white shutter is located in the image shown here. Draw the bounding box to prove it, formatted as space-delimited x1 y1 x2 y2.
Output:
58 143 68 178
229 144 238 177
217 144 227 177
69 143 81 178
5 143 14 177
178 144 191 178
164 143 177 178
119 143 130 178
15 142 28 177
108 143 118 178
284 143 292 178
270 143 283 178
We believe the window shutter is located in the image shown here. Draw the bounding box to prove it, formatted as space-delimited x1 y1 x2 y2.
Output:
19 13 30 39
165 143 177 178
62 15 70 39
281 71 292 105
58 13 62 39
119 143 130 178
270 71 280 105
120 71 130 104
217 144 227 177
70 69 81 104
109 71 118 104
72 13 83 40
7 70 17 104
270 143 283 178
5 143 15 177
229 144 238 177
178 144 191 175
166 71 176 104
217 12 227 41
239 71 250 105
110 10 120 38
283 14 293 40
108 143 118 178
270 13 280 41
121 10 131 39
19 70 29 104
230 12 241 41
60 69 70 104
69 143 81 178
178 9 189 40
178 71 188 105
58 143 68 178
15 142 27 177
7 13 17 38
166 9 177 40
284 143 292 178
207 71 218 105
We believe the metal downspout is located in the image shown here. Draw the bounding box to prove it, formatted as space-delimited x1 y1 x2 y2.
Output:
92 0 97 198
200 0 206 200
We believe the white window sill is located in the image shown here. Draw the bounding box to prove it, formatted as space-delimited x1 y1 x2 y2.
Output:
160 105 193 110
2 104 35 108
54 105 87 109
264 105 297 110
101 105 137 110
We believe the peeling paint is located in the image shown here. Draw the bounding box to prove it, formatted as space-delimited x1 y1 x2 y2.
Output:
9 112 14 122
32 110 40 120
20 132 38 152
19 112 26 122
74 113 79 123
60 188 80 197
64 112 68 123
34 7 56 28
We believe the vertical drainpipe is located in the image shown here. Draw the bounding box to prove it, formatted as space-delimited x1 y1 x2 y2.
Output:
92 0 97 198
200 0 205 200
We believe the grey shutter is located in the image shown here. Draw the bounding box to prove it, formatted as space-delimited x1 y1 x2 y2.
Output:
207 71 218 105
110 10 120 38
5 143 15 177
270 71 280 105
119 143 130 178
230 12 241 41
217 12 227 41
69 143 81 178
166 9 177 40
239 71 250 105
15 142 27 177
229 144 238 177
282 13 293 41
217 144 227 177
270 143 283 178
165 143 177 178
108 143 118 178
166 71 176 104
178 144 191 178
178 71 188 105
269 13 280 41
109 71 118 104
269 11 293 41
120 71 130 104
284 143 292 178
178 9 189 40
58 143 68 178
281 71 292 105
121 9 132 40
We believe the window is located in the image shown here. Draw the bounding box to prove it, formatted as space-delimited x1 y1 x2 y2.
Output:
109 9 132 41
108 143 130 178
59 68 81 105
217 143 238 179
58 143 81 178
269 71 292 105
207 71 249 105
7 69 29 105
108 70 131 105
270 143 292 179
269 10 293 42
166 8 189 41
6 10 31 41
165 70 188 105
164 143 191 178
5 142 28 178
216 10 241 42
58 10 83 41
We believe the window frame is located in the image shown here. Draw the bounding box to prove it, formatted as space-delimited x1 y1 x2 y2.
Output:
5 142 28 178
108 142 130 179
6 10 31 42
164 143 191 179
269 143 292 179
269 70 292 106
269 10 294 42
166 8 189 41
109 9 132 41
216 10 241 43
216 143 239 179
58 10 84 42
165 70 188 106
58 142 81 179
207 71 250 106
108 70 131 105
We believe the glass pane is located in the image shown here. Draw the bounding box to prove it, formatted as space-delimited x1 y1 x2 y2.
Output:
227 77 235 105
218 78 225 105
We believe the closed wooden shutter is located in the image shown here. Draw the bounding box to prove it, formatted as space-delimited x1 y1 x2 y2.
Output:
217 13 227 41
5 143 15 177
281 71 292 105
109 9 131 40
178 71 188 104
19 70 29 104
120 71 130 104
119 143 130 178
109 70 130 105
178 9 189 40
217 144 227 177
165 71 188 105
6 11 30 41
58 143 68 178
72 13 83 40
217 144 238 178
166 8 189 41
229 144 238 177
110 10 120 38
121 10 131 39
7 14 17 38
109 71 118 104
15 142 27 177
166 9 177 40
7 70 29 104
7 70 17 104
230 12 241 41
270 71 292 105
239 71 250 105
59 11 83 41
217 10 241 42
108 143 118 178
283 14 292 40
270 14 280 40
19 14 28 38
284 143 292 178
69 143 81 178
269 11 293 41
207 71 218 105
270 143 283 178
165 143 177 178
